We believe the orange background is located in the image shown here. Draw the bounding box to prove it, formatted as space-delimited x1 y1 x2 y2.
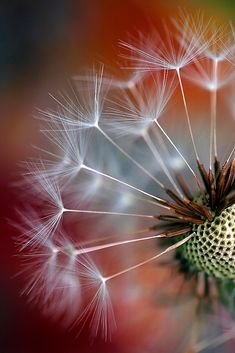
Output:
1 1 234 352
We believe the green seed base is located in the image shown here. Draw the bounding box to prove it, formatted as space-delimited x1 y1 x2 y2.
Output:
181 204 235 279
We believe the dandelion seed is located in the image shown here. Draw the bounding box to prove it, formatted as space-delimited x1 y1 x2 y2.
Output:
16 11 235 352
175 13 235 168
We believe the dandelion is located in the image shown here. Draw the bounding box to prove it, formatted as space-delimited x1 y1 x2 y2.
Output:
17 12 235 352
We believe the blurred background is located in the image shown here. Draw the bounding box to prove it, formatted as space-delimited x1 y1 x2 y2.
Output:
1 0 235 352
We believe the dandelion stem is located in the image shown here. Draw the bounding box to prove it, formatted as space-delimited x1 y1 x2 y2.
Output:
176 68 199 161
73 232 170 256
227 141 235 162
104 232 195 282
82 164 169 209
143 132 183 196
63 208 155 219
154 120 202 190
75 227 152 248
210 59 218 168
97 126 165 189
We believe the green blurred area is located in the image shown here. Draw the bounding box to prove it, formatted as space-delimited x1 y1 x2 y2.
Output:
189 0 235 16
144 0 235 20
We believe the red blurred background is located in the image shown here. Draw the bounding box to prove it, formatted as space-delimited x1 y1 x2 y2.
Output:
1 1 233 352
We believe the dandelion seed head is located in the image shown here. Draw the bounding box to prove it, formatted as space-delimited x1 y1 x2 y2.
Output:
16 9 235 350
